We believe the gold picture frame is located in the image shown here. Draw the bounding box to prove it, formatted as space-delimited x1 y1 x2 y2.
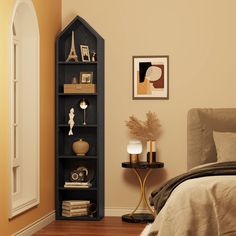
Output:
80 72 93 84
80 45 90 62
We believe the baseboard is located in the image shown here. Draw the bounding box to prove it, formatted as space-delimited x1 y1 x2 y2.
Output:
105 207 148 216
12 211 55 236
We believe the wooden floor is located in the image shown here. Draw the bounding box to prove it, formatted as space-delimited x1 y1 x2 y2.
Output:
33 217 146 236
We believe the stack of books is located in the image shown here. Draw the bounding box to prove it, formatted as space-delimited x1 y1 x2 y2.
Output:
62 200 91 217
64 182 92 188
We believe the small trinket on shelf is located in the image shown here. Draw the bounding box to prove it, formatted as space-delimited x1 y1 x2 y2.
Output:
71 76 78 84
66 31 79 62
91 51 96 62
72 138 89 156
79 98 89 125
68 108 75 136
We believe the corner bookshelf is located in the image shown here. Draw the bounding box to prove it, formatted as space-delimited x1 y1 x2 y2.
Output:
55 16 104 220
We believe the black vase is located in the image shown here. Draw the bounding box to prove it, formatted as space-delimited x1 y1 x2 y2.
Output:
147 152 156 163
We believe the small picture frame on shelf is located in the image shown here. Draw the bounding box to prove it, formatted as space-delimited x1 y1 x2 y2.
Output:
80 45 90 62
80 72 93 84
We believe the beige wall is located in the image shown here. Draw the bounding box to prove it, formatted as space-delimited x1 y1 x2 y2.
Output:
0 0 61 235
62 0 236 209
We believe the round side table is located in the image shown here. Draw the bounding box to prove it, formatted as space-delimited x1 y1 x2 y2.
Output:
121 161 164 223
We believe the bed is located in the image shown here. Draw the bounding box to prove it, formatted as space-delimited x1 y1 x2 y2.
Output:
141 108 236 236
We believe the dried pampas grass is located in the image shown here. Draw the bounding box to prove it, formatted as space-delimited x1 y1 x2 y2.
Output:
126 111 161 141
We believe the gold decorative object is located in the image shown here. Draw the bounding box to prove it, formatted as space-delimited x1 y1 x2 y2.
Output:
79 98 89 125
64 84 96 94
147 140 157 162
126 111 161 163
72 139 89 156
80 45 90 62
66 31 79 62
131 168 155 216
130 154 139 163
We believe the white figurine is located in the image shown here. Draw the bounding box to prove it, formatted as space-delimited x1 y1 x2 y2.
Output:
91 51 96 62
68 108 75 136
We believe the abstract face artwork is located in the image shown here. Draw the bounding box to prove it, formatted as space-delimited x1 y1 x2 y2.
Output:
133 56 169 99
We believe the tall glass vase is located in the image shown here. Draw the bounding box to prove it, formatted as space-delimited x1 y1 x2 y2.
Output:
147 140 156 163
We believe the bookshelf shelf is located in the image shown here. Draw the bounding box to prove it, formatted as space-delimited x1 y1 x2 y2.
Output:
58 61 97 65
58 93 98 96
58 155 97 159
59 187 97 191
58 124 97 128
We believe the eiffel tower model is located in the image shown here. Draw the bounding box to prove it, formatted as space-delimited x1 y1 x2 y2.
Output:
66 31 79 62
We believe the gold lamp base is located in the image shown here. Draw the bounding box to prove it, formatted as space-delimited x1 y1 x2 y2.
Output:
130 154 139 163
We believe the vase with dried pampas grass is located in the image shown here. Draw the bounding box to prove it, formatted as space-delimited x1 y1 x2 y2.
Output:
126 111 161 163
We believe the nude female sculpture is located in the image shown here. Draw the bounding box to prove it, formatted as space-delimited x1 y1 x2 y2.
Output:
68 108 75 135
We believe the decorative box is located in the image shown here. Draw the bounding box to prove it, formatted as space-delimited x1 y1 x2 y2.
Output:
64 84 96 93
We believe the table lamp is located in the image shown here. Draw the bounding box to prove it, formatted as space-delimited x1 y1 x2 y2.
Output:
127 140 142 163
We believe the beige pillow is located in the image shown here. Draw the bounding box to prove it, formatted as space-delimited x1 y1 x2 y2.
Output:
213 131 236 162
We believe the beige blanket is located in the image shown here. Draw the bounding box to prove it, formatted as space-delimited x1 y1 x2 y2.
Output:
148 176 236 236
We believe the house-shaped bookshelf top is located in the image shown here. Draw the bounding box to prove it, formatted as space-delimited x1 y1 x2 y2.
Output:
56 15 104 62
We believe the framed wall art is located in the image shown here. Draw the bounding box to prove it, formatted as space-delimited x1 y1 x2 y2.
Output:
132 56 169 99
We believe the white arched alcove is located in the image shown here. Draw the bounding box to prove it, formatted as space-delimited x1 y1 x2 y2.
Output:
9 0 40 218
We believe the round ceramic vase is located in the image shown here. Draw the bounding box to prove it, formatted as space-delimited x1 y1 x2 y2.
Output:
72 139 89 156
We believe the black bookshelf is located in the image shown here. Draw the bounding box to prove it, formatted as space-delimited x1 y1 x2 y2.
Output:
55 16 104 220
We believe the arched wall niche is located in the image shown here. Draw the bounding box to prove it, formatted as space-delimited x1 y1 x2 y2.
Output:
9 0 40 218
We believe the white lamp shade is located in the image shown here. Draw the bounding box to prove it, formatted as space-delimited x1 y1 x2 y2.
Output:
127 140 142 154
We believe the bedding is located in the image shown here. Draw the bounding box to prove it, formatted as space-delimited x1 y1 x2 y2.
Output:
141 108 236 236
144 174 236 236
143 162 236 236
150 161 236 213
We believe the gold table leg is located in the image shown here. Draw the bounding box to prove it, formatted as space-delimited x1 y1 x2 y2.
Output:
129 168 155 216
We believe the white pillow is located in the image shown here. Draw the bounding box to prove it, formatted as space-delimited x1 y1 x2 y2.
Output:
213 131 236 162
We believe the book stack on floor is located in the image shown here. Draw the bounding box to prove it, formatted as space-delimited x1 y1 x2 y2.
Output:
62 200 91 217
64 182 92 188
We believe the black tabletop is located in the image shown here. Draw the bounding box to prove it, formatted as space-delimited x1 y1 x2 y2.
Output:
122 161 164 169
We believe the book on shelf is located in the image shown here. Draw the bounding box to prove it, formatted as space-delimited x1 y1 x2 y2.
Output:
62 200 90 207
64 182 91 186
64 182 92 188
64 184 92 188
62 207 88 213
64 186 90 189
62 210 89 217
62 204 90 211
